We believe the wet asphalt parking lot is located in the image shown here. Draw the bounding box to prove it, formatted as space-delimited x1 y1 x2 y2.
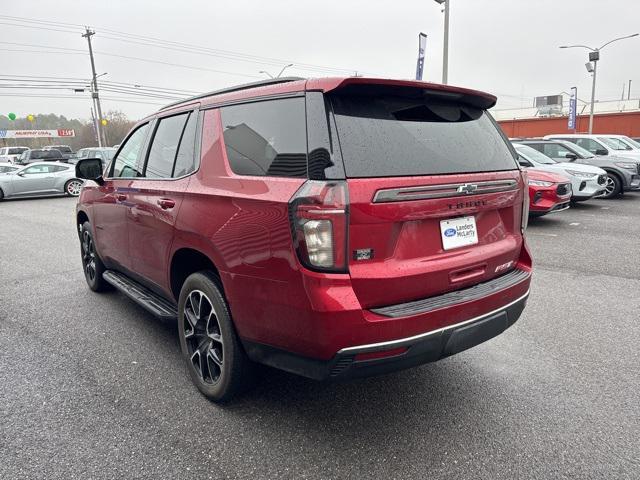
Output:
1 193 638 479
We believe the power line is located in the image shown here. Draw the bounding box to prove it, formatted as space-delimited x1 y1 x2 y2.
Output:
0 14 371 76
0 92 167 106
0 42 265 79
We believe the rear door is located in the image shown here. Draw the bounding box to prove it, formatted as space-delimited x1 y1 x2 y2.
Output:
327 90 524 308
127 110 199 291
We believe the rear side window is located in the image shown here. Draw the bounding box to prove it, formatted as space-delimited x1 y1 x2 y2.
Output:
112 123 150 178
572 138 602 154
330 94 517 177
145 113 190 178
173 112 198 177
220 98 307 177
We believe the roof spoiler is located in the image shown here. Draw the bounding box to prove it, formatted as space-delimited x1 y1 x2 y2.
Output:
310 77 497 110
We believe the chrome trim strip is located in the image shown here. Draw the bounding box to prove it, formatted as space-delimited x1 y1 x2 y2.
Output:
373 179 518 203
338 289 530 355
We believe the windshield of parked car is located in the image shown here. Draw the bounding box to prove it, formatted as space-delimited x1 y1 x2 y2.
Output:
513 144 556 164
556 141 595 159
619 136 640 149
598 137 632 150
330 94 517 177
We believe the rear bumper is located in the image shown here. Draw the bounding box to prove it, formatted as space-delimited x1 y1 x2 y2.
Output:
243 288 529 381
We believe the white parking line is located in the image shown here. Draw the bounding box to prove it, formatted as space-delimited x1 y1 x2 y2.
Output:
569 222 580 226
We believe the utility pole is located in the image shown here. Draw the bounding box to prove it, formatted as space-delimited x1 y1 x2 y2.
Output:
434 0 450 84
442 0 450 84
628 79 632 100
82 27 104 147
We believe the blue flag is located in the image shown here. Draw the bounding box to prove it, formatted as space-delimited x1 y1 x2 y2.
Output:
568 87 577 130
415 33 427 80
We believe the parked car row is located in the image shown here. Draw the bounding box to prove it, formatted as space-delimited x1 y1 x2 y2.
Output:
510 134 640 219
0 145 116 166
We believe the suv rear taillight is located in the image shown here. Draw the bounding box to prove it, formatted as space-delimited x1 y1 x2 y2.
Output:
289 181 349 272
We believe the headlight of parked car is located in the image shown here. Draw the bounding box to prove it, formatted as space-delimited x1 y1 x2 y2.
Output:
565 170 597 178
614 162 638 170
528 179 553 187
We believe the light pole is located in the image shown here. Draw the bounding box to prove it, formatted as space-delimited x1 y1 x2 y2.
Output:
560 33 638 134
434 0 449 84
259 64 294 79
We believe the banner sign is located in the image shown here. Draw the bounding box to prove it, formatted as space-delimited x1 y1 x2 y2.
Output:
415 32 427 80
0 129 75 139
568 87 577 130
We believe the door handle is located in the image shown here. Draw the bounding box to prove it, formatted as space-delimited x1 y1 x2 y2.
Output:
157 198 175 209
116 193 127 201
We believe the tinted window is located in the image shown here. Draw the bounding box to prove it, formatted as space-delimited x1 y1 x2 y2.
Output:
221 98 307 177
513 144 556 165
572 138 603 154
50 165 69 172
112 123 150 178
173 112 198 177
145 113 190 178
539 143 574 159
0 165 18 173
8 148 24 155
330 94 517 177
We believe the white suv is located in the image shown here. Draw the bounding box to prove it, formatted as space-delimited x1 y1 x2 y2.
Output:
513 143 607 201
0 147 29 163
544 134 640 162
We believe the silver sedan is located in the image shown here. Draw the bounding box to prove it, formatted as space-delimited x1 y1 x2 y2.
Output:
0 162 83 200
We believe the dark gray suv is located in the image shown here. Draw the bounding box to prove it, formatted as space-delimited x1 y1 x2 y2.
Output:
516 139 640 198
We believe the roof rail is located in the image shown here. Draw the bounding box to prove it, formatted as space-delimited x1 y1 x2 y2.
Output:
159 76 306 111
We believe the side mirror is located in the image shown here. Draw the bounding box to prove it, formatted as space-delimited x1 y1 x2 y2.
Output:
17 171 25 177
595 149 608 156
75 158 104 185
564 153 578 161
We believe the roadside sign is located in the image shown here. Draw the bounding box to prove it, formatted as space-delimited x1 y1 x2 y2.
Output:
0 129 75 138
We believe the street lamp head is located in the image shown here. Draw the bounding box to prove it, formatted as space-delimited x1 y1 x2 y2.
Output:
433 0 446 4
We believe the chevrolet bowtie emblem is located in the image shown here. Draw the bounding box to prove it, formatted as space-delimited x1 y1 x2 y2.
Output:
457 184 478 194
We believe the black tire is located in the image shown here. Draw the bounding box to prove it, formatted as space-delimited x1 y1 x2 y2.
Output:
178 271 253 402
600 174 622 199
65 178 83 197
0 188 4 200
80 221 111 292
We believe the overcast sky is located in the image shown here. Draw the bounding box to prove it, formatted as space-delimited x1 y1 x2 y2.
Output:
2 0 639 121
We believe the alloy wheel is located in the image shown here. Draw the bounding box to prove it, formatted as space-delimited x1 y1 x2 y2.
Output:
600 177 615 197
183 290 224 384
67 180 83 196
81 230 96 282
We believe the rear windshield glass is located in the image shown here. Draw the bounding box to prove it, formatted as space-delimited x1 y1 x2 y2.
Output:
330 94 517 177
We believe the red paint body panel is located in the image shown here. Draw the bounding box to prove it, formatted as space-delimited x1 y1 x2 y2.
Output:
526 169 572 215
77 76 532 366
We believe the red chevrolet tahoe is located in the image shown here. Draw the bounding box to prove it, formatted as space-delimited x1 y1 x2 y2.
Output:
74 77 532 401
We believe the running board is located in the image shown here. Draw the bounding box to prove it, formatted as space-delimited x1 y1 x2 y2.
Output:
103 270 178 320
